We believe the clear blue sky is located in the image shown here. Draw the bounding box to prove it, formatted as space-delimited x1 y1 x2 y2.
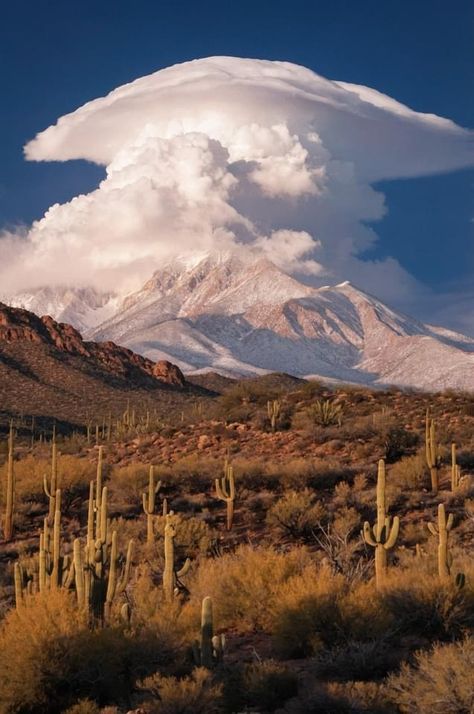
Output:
1 0 472 292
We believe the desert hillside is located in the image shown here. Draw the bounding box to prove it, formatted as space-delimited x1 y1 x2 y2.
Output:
1 365 473 713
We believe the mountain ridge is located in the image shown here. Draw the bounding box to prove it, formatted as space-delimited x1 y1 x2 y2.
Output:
5 254 474 391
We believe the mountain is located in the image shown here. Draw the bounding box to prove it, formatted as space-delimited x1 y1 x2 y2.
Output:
0 302 191 426
5 286 119 334
7 254 474 391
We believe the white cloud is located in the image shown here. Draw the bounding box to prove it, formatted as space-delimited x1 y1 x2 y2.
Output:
1 56 473 312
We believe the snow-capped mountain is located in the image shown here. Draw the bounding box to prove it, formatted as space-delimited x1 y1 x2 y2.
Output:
6 254 474 390
5 286 119 334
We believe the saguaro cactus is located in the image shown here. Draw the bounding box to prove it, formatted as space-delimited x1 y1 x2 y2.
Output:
215 460 236 531
163 514 190 602
425 410 441 494
267 399 281 432
193 596 225 668
451 443 461 491
363 459 400 589
427 503 454 581
3 423 14 541
142 465 162 546
43 429 59 519
38 489 74 592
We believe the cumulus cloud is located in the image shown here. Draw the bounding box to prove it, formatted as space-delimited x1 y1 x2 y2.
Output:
1 56 473 310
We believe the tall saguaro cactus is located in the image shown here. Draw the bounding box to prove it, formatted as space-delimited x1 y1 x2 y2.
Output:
451 443 461 491
425 410 441 494
428 503 454 581
163 514 191 602
43 429 59 519
38 489 74 592
363 459 400 589
3 422 15 541
215 460 236 531
142 465 162 546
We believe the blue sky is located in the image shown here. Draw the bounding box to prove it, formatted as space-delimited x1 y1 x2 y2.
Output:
0 0 472 320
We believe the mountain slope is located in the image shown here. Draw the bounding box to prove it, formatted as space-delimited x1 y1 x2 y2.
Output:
7 254 474 391
0 302 193 426
84 254 474 391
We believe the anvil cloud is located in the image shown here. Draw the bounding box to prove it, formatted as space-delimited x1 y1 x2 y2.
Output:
1 57 472 311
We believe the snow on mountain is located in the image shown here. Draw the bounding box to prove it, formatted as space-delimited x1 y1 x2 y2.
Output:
5 254 474 389
78 253 474 390
4 286 119 334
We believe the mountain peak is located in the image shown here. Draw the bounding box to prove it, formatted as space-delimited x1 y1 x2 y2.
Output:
4 255 474 391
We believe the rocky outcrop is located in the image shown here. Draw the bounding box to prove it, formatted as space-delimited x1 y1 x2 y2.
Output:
152 360 186 386
0 302 186 388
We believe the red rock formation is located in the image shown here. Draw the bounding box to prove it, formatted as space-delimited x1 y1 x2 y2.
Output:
152 360 186 386
0 302 185 388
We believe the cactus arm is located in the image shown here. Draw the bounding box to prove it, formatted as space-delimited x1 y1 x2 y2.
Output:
14 562 23 608
73 539 86 608
427 522 438 536
105 531 118 607
117 539 134 593
363 521 378 547
99 487 108 544
215 478 227 500
177 557 191 579
383 516 400 549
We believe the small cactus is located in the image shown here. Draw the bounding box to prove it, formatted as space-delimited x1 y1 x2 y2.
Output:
215 460 236 531
267 399 281 432
363 459 399 589
427 503 454 581
193 596 225 668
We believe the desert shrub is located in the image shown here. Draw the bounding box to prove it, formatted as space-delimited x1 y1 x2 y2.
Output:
266 490 324 539
389 453 426 489
379 426 418 463
272 573 395 660
0 590 184 713
63 701 101 714
385 637 474 713
381 568 474 640
167 456 221 493
271 565 346 658
0 453 94 505
139 667 223 713
109 462 150 508
233 458 280 491
277 681 390 713
241 660 298 711
153 513 214 560
313 507 364 577
314 638 398 681
190 546 311 631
